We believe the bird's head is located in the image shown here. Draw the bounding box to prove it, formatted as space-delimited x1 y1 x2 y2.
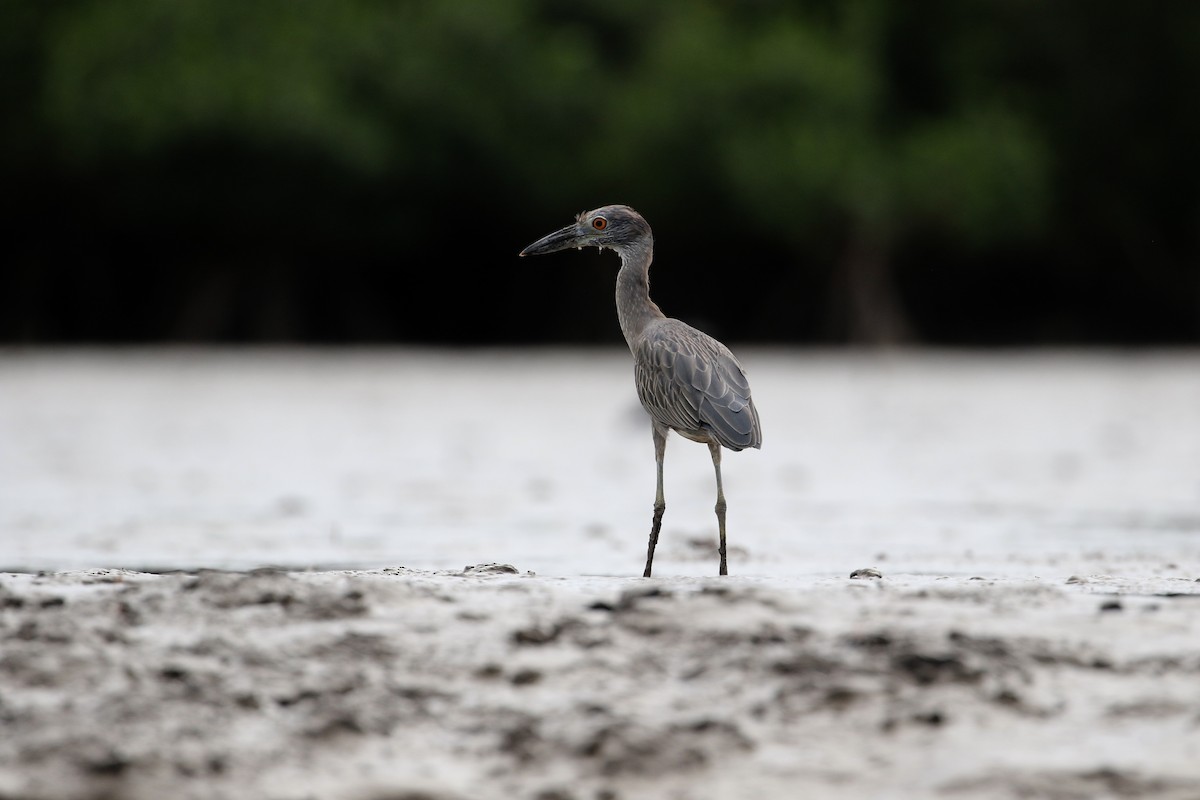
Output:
519 205 652 258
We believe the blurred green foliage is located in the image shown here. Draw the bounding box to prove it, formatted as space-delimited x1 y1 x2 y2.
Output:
3 0 1198 343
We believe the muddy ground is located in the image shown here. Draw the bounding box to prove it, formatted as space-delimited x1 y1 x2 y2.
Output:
1 350 1199 798
2 567 1199 799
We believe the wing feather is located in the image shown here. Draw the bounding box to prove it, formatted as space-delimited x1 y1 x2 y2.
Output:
633 319 762 450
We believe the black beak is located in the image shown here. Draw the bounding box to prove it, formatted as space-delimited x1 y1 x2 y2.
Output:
519 224 583 257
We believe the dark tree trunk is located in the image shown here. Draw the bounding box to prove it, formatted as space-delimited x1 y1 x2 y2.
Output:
826 231 913 344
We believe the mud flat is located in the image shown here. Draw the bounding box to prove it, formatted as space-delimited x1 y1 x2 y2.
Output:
2 566 1200 800
1 349 1199 797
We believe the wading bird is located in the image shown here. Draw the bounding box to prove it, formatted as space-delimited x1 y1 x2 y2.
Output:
520 205 762 576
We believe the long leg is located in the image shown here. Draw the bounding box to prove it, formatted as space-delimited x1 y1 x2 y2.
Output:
643 426 668 577
708 441 728 576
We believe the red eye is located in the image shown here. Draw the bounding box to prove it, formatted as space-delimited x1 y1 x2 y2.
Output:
592 217 607 230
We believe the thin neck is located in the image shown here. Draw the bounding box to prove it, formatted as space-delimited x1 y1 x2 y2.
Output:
614 237 663 348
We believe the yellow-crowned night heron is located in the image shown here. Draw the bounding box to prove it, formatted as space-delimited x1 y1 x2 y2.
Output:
520 205 762 576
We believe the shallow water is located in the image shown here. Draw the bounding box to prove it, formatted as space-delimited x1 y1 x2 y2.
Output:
2 348 1198 577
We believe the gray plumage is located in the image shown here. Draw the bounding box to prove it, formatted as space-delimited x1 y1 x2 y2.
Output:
520 204 761 576
633 322 761 451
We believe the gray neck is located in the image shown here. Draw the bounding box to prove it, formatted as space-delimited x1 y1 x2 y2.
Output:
613 236 663 348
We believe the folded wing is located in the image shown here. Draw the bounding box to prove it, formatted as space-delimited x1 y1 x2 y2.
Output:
633 319 762 451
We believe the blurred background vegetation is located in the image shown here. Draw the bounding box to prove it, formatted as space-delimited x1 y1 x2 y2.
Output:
3 0 1197 345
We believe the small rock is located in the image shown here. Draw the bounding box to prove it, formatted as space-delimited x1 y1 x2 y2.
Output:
1099 600 1123 612
849 567 882 580
462 563 519 575
1066 575 1086 584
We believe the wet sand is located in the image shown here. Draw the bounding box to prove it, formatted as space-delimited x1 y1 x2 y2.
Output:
1 349 1199 798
